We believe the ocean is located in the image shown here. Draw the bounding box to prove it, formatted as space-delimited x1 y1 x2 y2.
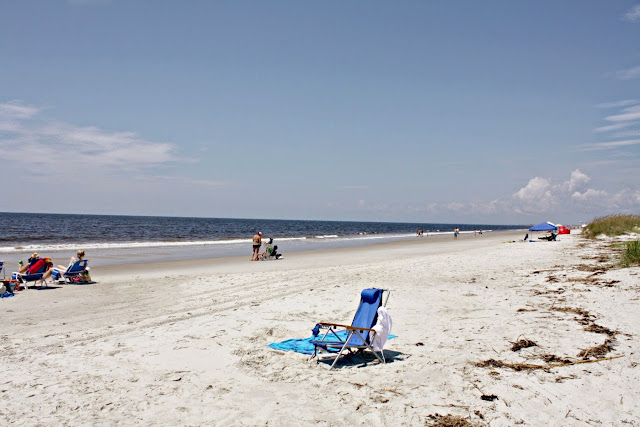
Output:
0 212 527 267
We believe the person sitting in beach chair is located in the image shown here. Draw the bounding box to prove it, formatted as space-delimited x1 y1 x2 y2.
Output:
52 250 91 283
538 232 557 241
258 239 284 260
258 238 273 260
270 245 283 260
13 253 54 289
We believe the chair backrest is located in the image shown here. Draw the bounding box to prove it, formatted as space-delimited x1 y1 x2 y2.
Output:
27 258 47 274
347 288 383 346
66 259 88 275
0 261 4 278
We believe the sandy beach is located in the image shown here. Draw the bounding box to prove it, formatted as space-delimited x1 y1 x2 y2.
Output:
2 230 639 425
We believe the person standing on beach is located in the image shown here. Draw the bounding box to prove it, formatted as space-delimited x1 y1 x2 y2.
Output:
454 227 459 240
251 232 262 261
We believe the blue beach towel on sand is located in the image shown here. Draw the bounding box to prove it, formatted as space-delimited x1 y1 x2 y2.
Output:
268 331 396 355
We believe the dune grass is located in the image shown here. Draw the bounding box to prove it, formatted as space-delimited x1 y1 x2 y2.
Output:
621 240 640 267
582 214 640 239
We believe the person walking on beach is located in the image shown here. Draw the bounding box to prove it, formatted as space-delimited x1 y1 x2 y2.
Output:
454 227 459 240
251 232 262 261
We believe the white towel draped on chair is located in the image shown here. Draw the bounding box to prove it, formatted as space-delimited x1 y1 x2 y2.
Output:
371 306 392 351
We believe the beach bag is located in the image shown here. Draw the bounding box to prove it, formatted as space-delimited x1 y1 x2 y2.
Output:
81 270 92 282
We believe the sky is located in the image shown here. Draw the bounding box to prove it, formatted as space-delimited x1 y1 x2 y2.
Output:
1 1 639 225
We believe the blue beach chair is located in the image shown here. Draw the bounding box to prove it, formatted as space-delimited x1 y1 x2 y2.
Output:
54 259 89 284
13 257 53 290
310 288 390 370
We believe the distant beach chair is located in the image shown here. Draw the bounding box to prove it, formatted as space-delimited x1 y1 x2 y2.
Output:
54 259 89 284
13 257 53 290
310 288 390 370
0 260 5 280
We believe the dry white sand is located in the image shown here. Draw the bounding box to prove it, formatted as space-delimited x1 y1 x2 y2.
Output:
2 231 639 425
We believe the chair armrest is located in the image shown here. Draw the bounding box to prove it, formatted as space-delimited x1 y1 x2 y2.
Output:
344 325 375 332
316 322 353 329
316 322 375 332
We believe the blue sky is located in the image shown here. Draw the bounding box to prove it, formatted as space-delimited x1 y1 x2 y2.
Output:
1 1 639 225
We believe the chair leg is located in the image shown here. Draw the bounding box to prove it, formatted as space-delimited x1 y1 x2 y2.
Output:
329 333 354 370
351 330 385 365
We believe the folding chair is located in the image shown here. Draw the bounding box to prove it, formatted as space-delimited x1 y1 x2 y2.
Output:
310 288 390 370
54 259 89 284
13 258 52 290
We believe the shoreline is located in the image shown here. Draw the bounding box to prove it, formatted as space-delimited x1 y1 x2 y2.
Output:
0 228 528 270
4 229 638 425
92 229 527 277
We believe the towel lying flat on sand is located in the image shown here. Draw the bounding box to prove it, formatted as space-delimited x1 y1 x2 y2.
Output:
268 330 396 355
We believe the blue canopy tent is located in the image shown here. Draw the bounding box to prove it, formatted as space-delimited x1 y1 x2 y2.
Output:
529 222 558 232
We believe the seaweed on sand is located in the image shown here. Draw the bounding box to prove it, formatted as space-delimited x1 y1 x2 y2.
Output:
577 339 616 359
426 414 478 427
511 339 537 352
584 324 617 336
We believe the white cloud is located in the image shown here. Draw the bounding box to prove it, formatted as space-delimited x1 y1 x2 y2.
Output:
594 122 635 133
589 102 640 150
611 188 640 208
424 170 640 220
616 66 640 80
563 169 590 192
513 176 552 201
578 139 640 151
624 4 640 22
0 101 39 120
597 100 638 109
0 101 183 171
508 171 640 218
352 170 640 223
606 105 640 122
571 189 608 202
613 129 640 138
446 202 465 212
